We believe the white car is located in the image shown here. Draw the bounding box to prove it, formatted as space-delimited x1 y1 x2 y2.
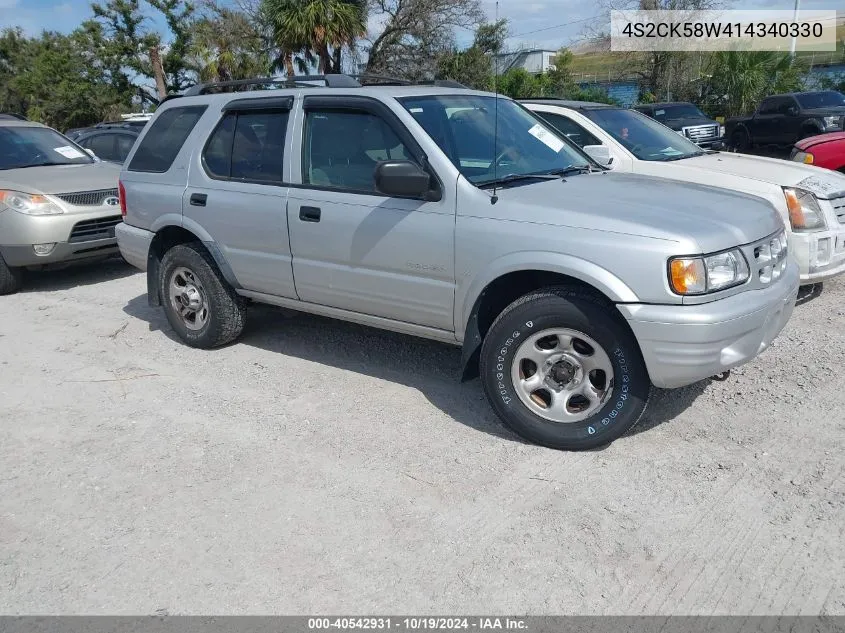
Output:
522 99 845 285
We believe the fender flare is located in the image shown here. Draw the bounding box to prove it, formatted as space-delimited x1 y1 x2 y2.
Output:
457 252 639 381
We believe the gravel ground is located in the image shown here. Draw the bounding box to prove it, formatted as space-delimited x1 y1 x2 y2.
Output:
0 259 843 615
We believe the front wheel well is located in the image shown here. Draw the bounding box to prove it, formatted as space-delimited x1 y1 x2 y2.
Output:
460 271 613 381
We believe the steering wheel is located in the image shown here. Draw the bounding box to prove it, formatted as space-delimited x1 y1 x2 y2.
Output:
493 146 522 172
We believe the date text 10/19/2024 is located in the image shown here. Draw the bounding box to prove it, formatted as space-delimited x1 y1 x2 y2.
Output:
308 618 528 630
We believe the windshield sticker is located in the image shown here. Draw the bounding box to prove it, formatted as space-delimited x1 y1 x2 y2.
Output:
528 124 564 153
660 146 684 156
796 175 845 198
53 145 85 159
655 109 665 116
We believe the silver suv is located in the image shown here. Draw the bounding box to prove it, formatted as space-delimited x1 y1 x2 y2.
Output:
116 77 799 450
0 118 123 294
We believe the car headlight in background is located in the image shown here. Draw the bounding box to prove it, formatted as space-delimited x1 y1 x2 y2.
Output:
0 190 64 216
719 125 725 138
669 248 750 295
822 116 842 130
784 187 825 231
791 150 814 164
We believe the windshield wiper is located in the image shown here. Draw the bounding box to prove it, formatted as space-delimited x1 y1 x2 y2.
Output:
478 172 562 188
548 165 593 176
658 152 704 162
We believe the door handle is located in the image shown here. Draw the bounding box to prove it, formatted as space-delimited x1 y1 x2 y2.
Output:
299 206 321 222
189 193 207 207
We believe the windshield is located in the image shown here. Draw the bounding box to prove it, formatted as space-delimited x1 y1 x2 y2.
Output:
0 126 93 170
795 91 845 109
651 104 707 120
398 95 591 186
582 108 704 161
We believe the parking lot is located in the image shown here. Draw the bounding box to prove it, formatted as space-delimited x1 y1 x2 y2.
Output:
0 259 843 614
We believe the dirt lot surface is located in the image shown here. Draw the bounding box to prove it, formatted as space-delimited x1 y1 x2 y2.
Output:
1 260 843 615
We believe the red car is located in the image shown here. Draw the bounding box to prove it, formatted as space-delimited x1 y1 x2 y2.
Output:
790 132 845 172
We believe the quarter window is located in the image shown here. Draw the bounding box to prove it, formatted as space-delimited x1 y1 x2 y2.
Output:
303 110 412 192
202 110 288 183
128 105 207 173
82 134 117 161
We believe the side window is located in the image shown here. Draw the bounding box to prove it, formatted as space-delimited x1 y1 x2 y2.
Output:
202 110 288 183
778 98 798 115
303 110 412 192
535 112 601 148
115 134 137 162
129 105 207 173
81 134 116 161
758 99 778 115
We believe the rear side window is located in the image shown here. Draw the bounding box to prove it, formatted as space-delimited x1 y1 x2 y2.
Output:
202 110 288 183
128 105 206 173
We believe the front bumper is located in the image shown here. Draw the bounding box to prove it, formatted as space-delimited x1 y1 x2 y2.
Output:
694 136 726 149
618 260 799 389
0 207 121 267
791 225 845 284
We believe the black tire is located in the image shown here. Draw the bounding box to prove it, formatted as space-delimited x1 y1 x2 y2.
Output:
159 242 246 348
0 253 23 295
479 287 651 451
731 128 750 152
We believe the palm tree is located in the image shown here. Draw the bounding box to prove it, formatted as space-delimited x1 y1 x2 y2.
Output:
707 51 806 117
261 0 365 75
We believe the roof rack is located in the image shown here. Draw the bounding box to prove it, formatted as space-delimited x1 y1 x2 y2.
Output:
352 74 468 89
183 74 362 96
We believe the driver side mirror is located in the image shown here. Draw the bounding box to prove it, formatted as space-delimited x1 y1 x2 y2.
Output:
374 160 435 199
787 105 799 116
583 144 613 168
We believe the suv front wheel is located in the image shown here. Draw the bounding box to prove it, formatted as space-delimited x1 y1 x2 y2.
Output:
480 287 651 450
159 242 247 348
0 253 22 295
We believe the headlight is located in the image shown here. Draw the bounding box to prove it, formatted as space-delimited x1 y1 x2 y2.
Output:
784 187 825 231
791 151 814 164
823 116 842 130
669 248 750 295
719 125 725 137
0 190 64 216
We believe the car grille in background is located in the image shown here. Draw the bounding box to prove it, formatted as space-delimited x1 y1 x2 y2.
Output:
751 231 789 285
683 125 719 142
69 216 122 243
832 196 845 225
56 189 119 207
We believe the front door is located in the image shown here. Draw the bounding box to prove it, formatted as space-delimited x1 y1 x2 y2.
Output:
287 97 456 332
183 102 297 299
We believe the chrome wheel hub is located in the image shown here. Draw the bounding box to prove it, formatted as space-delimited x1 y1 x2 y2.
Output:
169 267 209 331
511 328 614 423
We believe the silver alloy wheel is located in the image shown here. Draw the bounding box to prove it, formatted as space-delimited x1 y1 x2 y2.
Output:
168 266 209 331
510 328 614 423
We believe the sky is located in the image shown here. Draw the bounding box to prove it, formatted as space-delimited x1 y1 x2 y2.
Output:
0 0 841 52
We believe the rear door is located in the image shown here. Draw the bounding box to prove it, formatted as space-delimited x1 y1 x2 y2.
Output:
182 96 296 299
752 97 781 143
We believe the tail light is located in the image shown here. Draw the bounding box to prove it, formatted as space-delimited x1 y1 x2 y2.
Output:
118 180 127 217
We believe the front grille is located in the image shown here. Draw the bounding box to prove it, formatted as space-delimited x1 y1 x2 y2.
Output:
750 230 789 285
683 124 719 142
832 196 845 225
56 189 119 207
69 216 122 243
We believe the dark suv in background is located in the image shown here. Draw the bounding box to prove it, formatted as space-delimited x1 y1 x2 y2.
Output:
634 102 724 149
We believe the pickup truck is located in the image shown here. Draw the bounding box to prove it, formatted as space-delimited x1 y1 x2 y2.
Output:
726 91 845 151
634 102 724 149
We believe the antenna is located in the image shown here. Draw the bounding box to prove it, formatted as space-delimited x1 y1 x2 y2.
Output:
491 0 500 205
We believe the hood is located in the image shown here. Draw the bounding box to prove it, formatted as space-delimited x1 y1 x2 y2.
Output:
491 172 783 254
675 152 845 199
658 116 718 131
795 131 845 151
0 161 121 195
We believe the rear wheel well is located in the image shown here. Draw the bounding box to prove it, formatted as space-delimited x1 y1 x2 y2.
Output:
460 271 613 381
147 226 206 306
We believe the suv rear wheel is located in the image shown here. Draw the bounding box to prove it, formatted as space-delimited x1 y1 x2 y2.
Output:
479 287 651 450
159 242 246 348
0 253 22 295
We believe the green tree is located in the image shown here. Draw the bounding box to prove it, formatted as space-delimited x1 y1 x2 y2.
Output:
261 0 366 75
705 51 806 117
435 19 506 90
192 2 270 82
0 28 34 115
